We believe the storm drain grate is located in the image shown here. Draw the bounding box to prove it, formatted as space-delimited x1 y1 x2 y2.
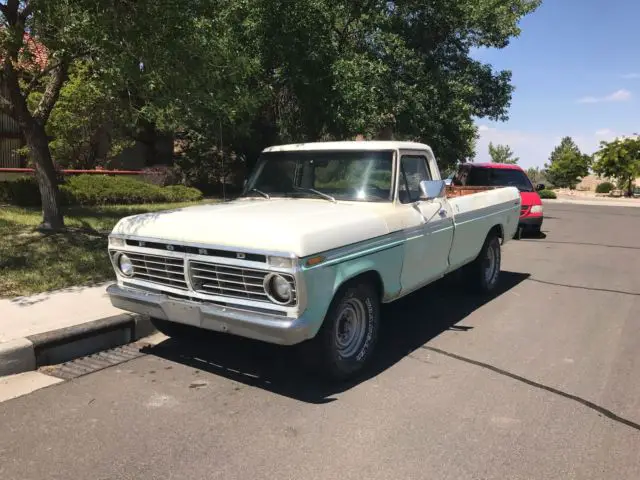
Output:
40 344 147 380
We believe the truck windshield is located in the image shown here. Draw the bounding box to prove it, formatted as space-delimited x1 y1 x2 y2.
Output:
465 167 534 192
243 150 394 202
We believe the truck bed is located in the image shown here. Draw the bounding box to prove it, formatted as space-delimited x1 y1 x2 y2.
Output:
445 185 497 198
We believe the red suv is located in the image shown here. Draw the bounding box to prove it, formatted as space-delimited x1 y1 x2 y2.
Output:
451 163 545 235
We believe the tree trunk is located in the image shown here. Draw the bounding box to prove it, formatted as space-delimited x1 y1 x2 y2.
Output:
23 122 65 230
628 177 634 198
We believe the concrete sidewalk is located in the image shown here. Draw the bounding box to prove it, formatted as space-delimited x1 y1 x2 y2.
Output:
0 283 154 376
1 282 122 343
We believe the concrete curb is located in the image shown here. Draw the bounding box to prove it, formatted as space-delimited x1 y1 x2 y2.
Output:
543 198 640 208
0 314 156 377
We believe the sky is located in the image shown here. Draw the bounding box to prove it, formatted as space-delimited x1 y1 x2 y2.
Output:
472 0 640 168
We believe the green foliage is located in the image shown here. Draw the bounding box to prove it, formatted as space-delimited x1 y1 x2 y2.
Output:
0 176 202 207
538 189 557 199
544 137 591 189
595 181 615 194
162 185 205 203
45 62 136 169
592 136 640 196
488 142 519 164
3 0 542 215
244 0 541 168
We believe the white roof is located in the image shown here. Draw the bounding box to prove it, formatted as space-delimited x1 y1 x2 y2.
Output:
262 140 433 153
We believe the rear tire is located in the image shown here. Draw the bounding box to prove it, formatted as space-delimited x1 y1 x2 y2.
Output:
466 233 501 294
303 282 381 381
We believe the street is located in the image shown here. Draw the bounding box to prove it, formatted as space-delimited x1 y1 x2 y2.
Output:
1 203 639 480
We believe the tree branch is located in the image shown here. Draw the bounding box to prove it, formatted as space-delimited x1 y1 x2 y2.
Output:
33 59 69 125
24 60 63 94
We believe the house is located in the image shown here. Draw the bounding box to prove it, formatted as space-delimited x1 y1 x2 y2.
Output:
0 33 49 168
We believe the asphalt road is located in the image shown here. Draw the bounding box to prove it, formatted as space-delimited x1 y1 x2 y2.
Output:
2 203 639 480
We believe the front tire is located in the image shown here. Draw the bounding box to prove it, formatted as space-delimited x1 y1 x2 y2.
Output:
467 233 501 293
305 282 381 381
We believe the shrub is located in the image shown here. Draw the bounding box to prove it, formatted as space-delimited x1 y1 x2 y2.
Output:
595 181 614 194
162 184 204 202
0 175 203 206
538 189 557 199
0 177 41 206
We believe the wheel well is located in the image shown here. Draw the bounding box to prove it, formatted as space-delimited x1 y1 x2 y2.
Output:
339 270 384 300
488 224 504 243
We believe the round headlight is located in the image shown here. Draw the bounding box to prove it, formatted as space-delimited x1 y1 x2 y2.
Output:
264 274 293 305
117 253 134 277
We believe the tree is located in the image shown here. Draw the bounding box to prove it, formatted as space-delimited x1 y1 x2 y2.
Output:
1 0 541 228
592 136 640 197
0 0 257 230
247 0 541 169
544 137 591 189
488 142 519 164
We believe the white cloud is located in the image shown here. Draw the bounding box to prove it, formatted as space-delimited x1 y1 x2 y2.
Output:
577 89 632 104
595 128 614 136
622 73 640 79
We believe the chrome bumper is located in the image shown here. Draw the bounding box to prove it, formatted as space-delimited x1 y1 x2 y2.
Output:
107 284 316 346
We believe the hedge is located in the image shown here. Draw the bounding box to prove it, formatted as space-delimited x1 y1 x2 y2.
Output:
0 175 203 206
538 189 557 199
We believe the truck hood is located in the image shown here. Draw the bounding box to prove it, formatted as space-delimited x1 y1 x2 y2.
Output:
111 198 393 257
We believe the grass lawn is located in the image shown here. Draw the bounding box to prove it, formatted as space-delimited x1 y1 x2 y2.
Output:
0 201 213 298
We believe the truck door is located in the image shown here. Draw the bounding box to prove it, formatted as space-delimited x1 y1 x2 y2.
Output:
398 151 454 292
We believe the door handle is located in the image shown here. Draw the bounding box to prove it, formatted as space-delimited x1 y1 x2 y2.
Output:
438 209 447 217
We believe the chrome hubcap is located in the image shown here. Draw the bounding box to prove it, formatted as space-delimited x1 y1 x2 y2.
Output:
335 298 367 358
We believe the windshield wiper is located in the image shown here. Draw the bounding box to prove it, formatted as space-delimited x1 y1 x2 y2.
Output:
292 186 336 203
247 188 270 199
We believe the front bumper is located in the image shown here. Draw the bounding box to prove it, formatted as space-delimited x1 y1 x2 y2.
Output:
107 284 316 346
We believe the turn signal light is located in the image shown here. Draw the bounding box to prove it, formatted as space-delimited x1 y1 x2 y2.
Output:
306 255 325 267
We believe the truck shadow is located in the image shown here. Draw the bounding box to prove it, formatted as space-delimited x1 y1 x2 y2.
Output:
143 271 530 404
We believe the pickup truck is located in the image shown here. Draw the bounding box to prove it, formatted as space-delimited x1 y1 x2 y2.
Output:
107 141 521 380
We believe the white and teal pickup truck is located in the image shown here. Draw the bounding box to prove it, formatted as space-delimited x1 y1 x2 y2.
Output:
107 141 521 380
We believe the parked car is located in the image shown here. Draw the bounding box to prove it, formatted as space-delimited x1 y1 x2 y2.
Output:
107 141 521 380
451 162 544 236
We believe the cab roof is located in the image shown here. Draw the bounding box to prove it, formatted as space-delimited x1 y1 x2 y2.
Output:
263 140 434 153
464 162 524 171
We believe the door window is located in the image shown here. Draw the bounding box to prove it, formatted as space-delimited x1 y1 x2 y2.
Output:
399 155 431 203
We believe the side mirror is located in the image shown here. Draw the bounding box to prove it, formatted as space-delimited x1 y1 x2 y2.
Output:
444 178 453 187
536 183 545 191
419 180 446 201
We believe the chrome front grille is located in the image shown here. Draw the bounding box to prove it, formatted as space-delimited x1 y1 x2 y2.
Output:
188 261 296 304
127 252 188 290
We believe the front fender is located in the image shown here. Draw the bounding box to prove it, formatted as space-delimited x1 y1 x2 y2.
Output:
297 244 404 338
